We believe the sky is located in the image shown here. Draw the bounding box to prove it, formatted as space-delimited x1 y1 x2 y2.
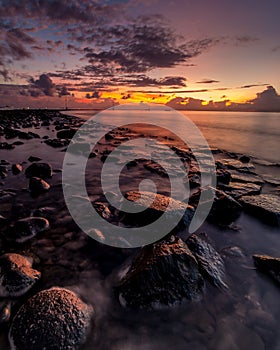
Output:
1 0 280 110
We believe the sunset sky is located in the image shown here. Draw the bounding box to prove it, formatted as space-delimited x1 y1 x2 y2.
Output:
1 0 280 110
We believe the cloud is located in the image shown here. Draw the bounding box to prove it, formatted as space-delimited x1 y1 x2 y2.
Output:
250 85 280 111
29 74 56 96
85 91 101 99
58 85 71 97
196 79 220 84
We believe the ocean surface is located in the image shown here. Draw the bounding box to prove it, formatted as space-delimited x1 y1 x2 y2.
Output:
65 109 280 164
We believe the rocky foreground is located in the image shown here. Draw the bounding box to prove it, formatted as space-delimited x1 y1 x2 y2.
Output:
0 110 279 349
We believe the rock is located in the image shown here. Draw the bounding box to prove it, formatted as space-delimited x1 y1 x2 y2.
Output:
29 177 50 194
188 173 201 188
44 138 69 148
122 190 194 228
230 172 264 185
189 186 242 225
28 156 42 162
216 169 231 185
25 162 52 178
115 237 204 308
0 142 14 150
11 163 22 175
0 253 41 297
217 159 255 172
57 128 77 139
221 182 262 198
239 194 280 226
9 287 93 350
186 233 228 290
239 155 250 163
7 217 49 243
0 300 11 323
253 254 280 284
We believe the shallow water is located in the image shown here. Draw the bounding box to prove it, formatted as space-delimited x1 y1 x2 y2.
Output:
1 110 280 350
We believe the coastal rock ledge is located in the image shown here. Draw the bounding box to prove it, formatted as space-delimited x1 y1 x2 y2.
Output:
9 287 93 350
115 237 204 309
239 194 280 226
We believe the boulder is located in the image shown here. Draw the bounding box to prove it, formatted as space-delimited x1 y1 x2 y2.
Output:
221 182 262 198
239 194 280 226
44 138 69 148
25 162 52 178
56 128 77 139
0 253 41 297
115 237 204 308
7 217 49 243
9 287 93 350
253 254 280 284
189 186 242 225
186 233 228 290
122 190 194 228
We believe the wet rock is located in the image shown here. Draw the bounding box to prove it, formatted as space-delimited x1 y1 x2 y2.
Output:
0 253 41 297
189 186 242 225
25 162 52 178
11 163 22 175
217 159 255 172
9 287 93 350
188 173 201 188
239 155 250 163
186 233 228 290
253 254 280 284
239 194 280 226
6 217 49 243
57 128 77 139
115 237 204 308
0 300 11 324
29 177 50 194
230 172 264 185
28 156 42 162
44 138 69 148
216 169 231 185
221 182 262 199
0 142 14 150
122 190 194 228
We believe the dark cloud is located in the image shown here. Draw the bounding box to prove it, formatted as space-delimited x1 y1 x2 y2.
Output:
29 74 56 96
58 85 71 97
196 79 220 84
85 91 101 99
235 35 259 45
250 85 280 111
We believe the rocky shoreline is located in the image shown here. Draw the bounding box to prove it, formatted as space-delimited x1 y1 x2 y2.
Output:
0 109 279 349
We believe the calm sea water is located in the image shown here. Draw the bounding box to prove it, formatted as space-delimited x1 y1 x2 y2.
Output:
66 109 280 164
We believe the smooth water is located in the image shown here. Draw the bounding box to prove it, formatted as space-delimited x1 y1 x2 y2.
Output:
65 109 280 164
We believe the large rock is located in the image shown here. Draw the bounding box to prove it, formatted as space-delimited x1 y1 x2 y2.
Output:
122 191 194 228
7 217 49 243
253 254 280 284
221 182 262 199
9 287 93 350
25 162 52 179
0 253 41 297
239 194 280 226
115 237 204 309
57 128 77 139
186 233 228 290
189 186 242 225
216 159 255 172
